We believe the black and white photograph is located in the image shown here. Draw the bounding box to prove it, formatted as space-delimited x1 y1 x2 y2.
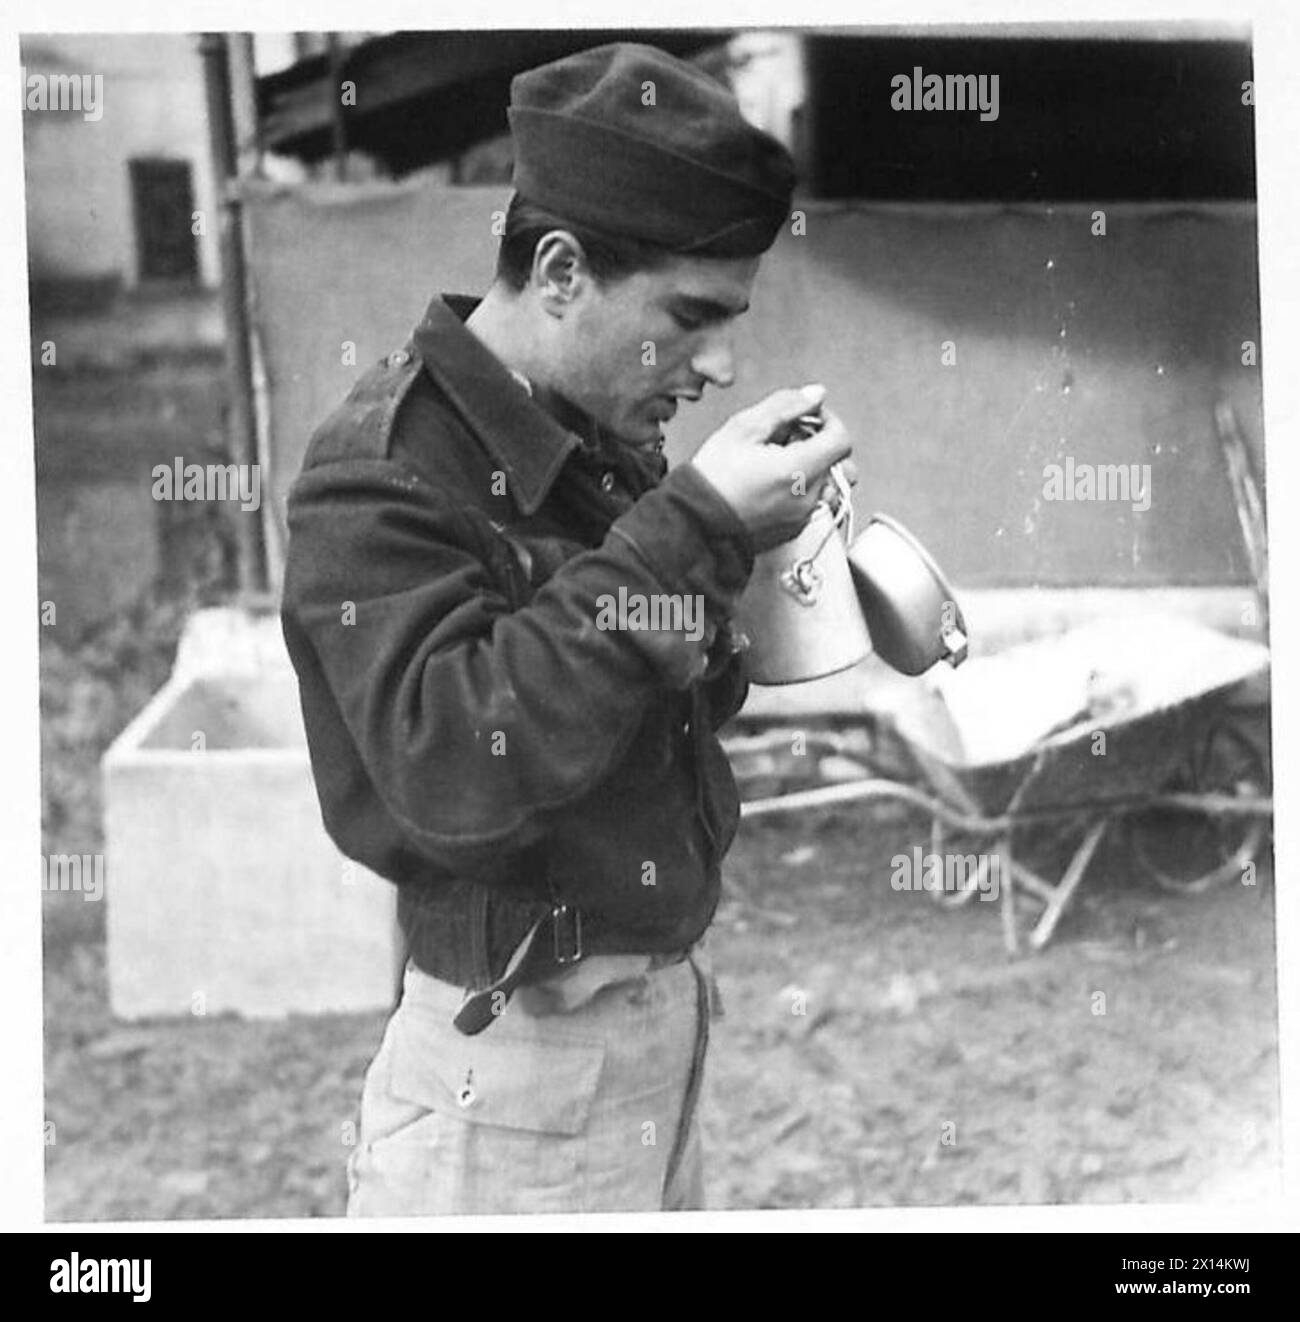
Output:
5 3 1299 1249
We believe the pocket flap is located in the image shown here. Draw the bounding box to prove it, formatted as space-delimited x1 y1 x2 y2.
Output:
389 1012 605 1136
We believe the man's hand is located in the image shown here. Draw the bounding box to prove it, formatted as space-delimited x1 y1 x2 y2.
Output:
690 385 856 552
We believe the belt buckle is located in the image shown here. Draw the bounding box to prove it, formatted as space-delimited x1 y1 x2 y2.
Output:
551 903 583 965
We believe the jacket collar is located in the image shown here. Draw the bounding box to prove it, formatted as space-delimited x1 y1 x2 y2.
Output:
414 294 670 514
412 294 582 517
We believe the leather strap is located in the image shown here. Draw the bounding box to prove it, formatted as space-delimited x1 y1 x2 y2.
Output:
453 913 552 1036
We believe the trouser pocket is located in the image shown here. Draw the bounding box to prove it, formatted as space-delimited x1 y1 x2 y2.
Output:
349 998 606 1217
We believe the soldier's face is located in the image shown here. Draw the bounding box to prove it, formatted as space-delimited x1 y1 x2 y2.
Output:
562 253 761 446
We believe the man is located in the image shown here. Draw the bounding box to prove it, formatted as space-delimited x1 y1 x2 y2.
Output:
281 42 851 1215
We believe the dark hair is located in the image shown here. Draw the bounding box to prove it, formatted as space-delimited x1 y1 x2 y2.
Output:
495 194 674 292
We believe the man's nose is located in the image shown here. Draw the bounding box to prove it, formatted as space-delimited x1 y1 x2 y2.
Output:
691 328 736 389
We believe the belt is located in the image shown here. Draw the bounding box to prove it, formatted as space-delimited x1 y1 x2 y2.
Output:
451 905 692 1035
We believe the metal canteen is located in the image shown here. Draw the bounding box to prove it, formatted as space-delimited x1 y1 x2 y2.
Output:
846 513 969 676
732 461 873 685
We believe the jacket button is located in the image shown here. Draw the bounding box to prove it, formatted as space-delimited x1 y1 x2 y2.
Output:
388 349 410 368
600 472 616 494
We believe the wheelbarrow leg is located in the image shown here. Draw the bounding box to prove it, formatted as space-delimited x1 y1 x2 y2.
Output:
998 832 1018 956
1027 818 1108 951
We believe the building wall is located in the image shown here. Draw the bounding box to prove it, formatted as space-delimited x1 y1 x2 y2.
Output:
21 33 220 290
245 181 1264 591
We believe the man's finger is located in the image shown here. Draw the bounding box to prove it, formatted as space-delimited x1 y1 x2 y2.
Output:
787 418 853 476
736 383 827 442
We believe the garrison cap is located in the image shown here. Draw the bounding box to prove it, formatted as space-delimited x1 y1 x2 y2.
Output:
507 42 796 257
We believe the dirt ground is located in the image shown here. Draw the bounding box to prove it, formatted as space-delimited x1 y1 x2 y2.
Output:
43 755 1279 1218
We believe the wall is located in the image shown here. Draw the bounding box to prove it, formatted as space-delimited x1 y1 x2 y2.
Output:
21 34 220 289
245 181 1264 590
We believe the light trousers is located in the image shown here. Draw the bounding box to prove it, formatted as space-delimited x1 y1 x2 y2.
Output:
346 942 715 1216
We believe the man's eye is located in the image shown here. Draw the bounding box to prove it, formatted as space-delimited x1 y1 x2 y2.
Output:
671 312 704 332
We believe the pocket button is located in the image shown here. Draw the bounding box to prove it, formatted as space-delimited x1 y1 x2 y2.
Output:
457 1072 478 1109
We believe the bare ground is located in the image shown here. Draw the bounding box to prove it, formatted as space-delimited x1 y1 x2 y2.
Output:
43 795 1279 1219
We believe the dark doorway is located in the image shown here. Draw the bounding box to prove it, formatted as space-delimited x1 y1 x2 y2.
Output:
806 36 1255 201
129 157 199 282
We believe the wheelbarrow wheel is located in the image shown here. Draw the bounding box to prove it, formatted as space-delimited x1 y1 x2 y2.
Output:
1129 719 1268 895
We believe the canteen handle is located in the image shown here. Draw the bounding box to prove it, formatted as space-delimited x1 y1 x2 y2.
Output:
827 461 855 541
780 468 856 606
798 461 855 564
784 409 855 538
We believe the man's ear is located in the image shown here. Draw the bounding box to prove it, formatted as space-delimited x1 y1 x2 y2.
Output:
531 230 591 316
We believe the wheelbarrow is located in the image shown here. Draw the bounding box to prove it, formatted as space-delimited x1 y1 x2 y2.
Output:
741 613 1272 953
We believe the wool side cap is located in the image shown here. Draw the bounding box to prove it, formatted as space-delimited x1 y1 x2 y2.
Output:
508 42 797 257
